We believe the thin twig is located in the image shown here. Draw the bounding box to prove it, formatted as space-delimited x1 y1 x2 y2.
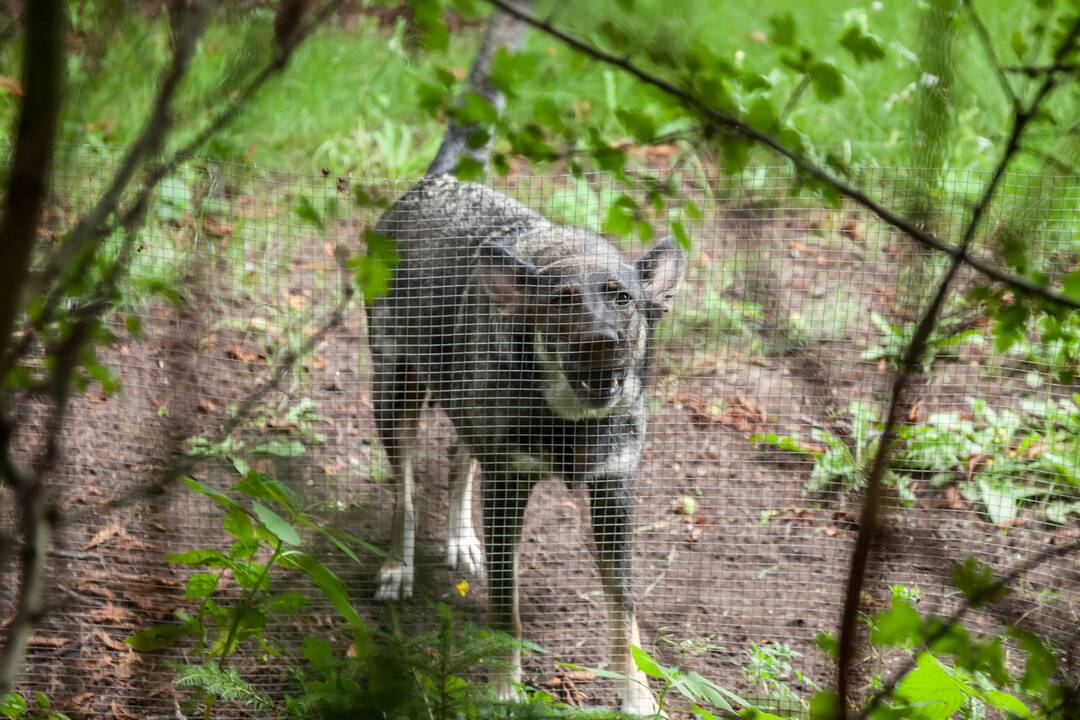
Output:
963 0 1019 109
835 13 1080 715
779 74 811 125
481 0 1080 310
1004 63 1080 76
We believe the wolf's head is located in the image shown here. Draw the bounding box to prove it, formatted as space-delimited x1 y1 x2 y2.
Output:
474 236 686 420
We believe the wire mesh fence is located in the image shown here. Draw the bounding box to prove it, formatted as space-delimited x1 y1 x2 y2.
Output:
2 143 1079 717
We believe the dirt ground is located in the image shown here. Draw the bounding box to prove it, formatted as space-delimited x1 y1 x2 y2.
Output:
3 171 1079 718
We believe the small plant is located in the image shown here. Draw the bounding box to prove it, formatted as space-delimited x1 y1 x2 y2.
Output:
751 401 914 502
0 692 69 720
861 312 983 372
125 458 373 716
743 642 817 711
896 396 1080 524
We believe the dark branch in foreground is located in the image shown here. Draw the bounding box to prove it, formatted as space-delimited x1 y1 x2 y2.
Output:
835 12 1080 716
482 0 1080 310
0 0 66 694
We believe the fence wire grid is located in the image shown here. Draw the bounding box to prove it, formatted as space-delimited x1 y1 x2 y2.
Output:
3 143 1080 718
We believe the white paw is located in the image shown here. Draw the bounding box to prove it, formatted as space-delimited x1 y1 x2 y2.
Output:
621 680 661 717
446 528 484 575
374 560 413 601
490 668 521 703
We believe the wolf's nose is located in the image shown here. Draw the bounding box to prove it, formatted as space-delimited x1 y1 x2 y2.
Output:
587 328 620 367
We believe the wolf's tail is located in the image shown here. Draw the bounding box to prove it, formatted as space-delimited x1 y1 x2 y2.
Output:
426 6 530 177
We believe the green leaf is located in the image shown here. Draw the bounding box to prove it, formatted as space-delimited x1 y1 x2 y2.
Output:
1 692 28 719
1063 269 1080 299
981 690 1032 718
809 691 840 720
721 134 750 174
1010 30 1028 61
252 501 301 546
616 108 656 142
268 591 310 614
185 572 219 600
234 470 305 513
871 597 923 646
951 557 1007 606
279 551 370 641
183 477 242 513
251 439 305 458
747 97 778 132
1009 627 1057 694
125 622 190 652
223 506 256 544
809 62 845 101
630 645 663 679
166 548 230 566
294 196 324 231
604 195 637 237
815 631 838 659
895 653 968 720
839 24 885 64
124 315 142 337
532 98 565 132
768 12 797 47
671 221 691 251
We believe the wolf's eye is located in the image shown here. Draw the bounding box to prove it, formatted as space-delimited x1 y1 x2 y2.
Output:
605 280 633 307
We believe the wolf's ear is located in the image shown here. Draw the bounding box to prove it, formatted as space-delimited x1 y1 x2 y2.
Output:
636 237 687 312
475 241 544 314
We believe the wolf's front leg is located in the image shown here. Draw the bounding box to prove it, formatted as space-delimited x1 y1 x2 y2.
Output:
375 445 416 601
446 441 484 575
588 476 659 717
481 472 534 701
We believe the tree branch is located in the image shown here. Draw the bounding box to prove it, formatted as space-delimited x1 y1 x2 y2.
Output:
481 0 1080 310
963 0 1019 110
0 0 66 693
835 13 1080 715
0 0 65 367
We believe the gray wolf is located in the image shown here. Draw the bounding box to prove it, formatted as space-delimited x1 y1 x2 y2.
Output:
365 9 686 716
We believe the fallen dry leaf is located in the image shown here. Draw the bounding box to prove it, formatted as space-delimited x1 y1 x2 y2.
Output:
823 526 840 537
95 628 131 653
28 635 70 648
203 216 234 237
83 520 124 550
945 486 968 511
197 398 218 414
90 604 137 626
76 582 116 600
226 345 263 363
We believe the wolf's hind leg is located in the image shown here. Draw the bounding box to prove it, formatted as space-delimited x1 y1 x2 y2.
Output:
446 440 483 575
